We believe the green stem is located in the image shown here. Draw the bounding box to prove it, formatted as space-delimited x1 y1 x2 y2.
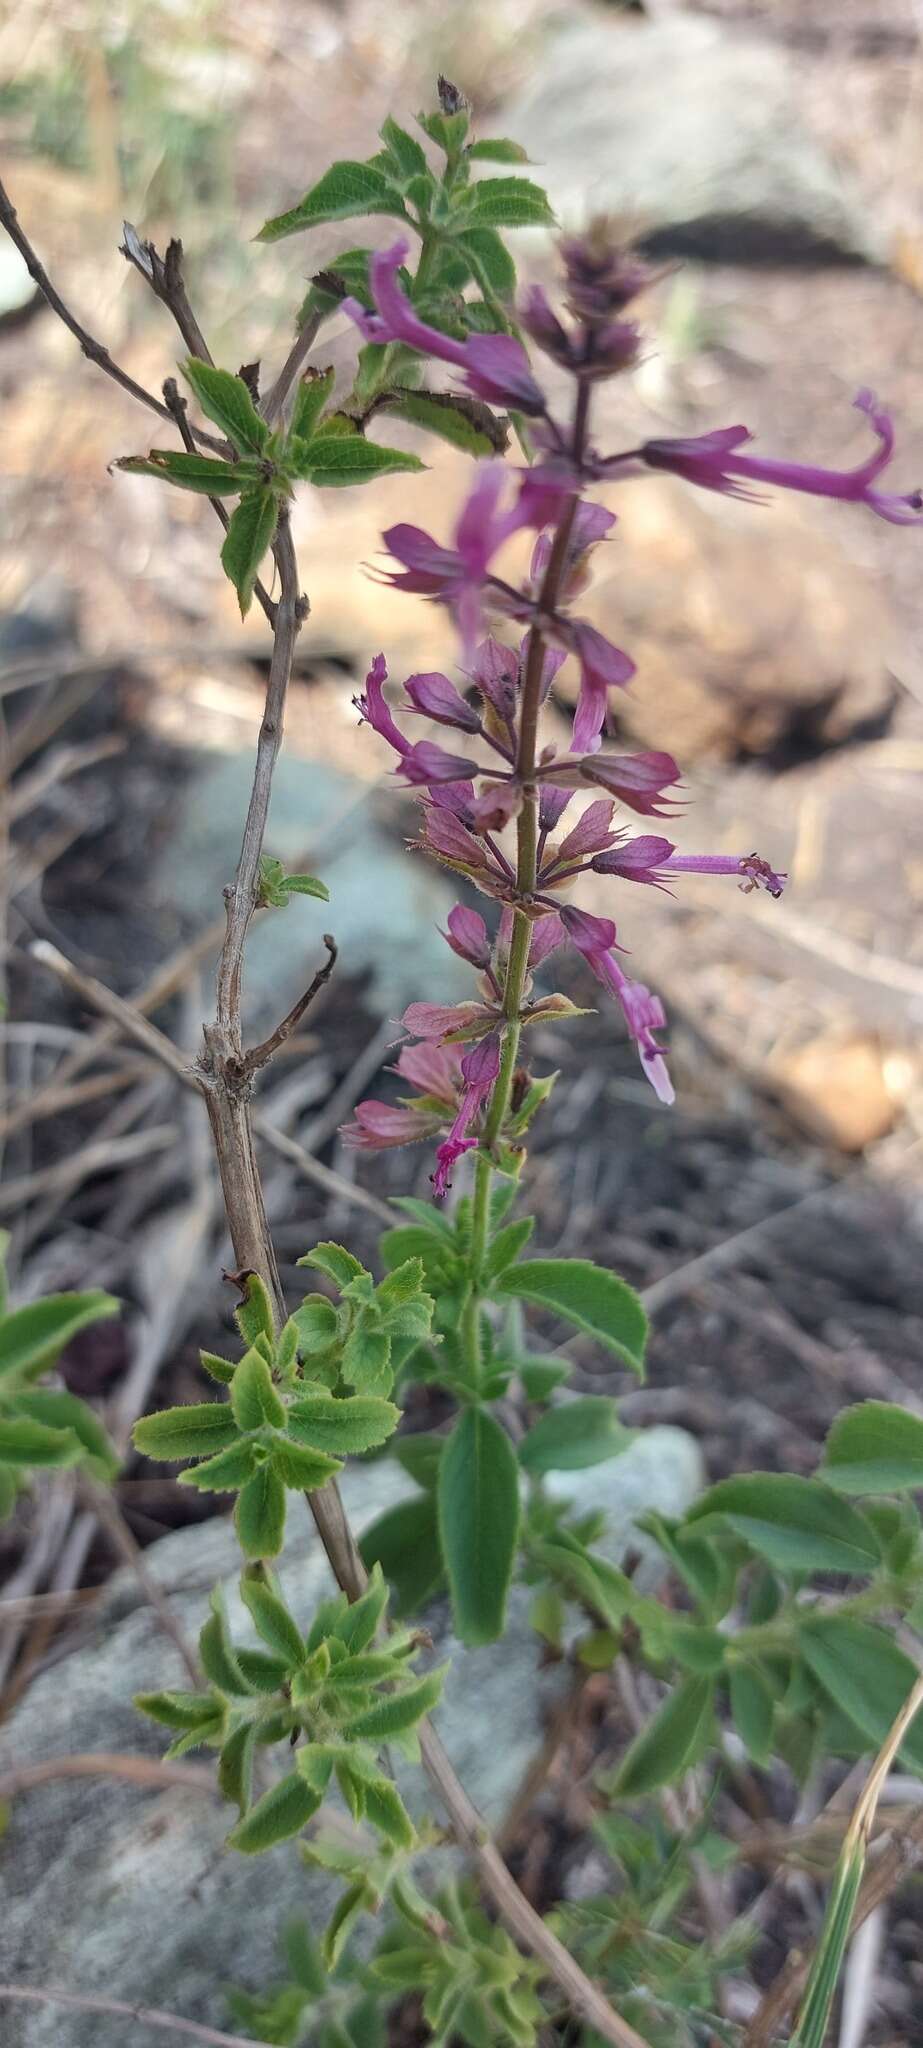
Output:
461 378 592 1379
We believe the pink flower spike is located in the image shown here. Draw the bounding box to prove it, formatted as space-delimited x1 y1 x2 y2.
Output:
560 903 618 957
341 1100 439 1150
565 622 637 753
354 653 409 757
432 1030 502 1199
404 671 482 731
662 851 787 898
443 904 491 969
629 392 923 527
344 240 547 414
587 951 674 1105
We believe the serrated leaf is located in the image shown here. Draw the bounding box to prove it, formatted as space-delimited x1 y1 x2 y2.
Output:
236 1464 287 1558
289 366 336 444
259 162 406 242
15 1388 117 1479
380 389 505 458
688 1475 882 1575
466 138 531 164
292 1295 339 1356
221 487 280 618
453 227 517 302
231 1347 285 1431
273 1438 342 1492
439 1406 520 1646
380 116 428 180
483 1216 534 1283
133 1402 239 1461
729 1664 775 1766
613 1675 715 1795
465 176 554 229
287 1394 398 1455
0 1414 81 1468
228 1771 322 1852
417 108 469 156
240 1574 305 1666
182 357 269 455
341 1322 392 1398
299 1243 367 1289
495 1259 647 1376
820 1401 923 1495
0 1288 118 1383
518 1396 633 1476
116 451 261 495
359 1496 445 1616
298 434 425 489
177 1441 256 1492
343 1665 444 1740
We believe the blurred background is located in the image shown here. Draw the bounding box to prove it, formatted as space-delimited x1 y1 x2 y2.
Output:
3 0 923 2036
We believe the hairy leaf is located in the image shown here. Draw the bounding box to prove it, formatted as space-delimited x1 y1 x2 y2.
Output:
688 1475 881 1576
259 162 407 241
439 1406 521 1646
228 1771 321 1852
115 451 261 495
235 1464 287 1559
182 358 269 455
495 1259 647 1376
286 1393 399 1455
465 176 554 229
133 1402 239 1461
0 1289 118 1384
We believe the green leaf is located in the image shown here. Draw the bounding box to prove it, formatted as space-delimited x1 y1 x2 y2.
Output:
820 1401 923 1495
228 1772 321 1852
0 1289 118 1383
336 1561 389 1651
199 1599 249 1695
484 1217 534 1283
281 872 329 901
240 1574 305 1667
453 227 517 302
292 1295 339 1355
359 1496 446 1617
287 1394 399 1455
289 366 336 444
518 1396 633 1476
297 434 425 489
199 1349 236 1386
282 1919 328 1995
182 358 269 455
466 138 531 164
218 1721 256 1812
132 1402 239 1461
612 1675 715 1796
259 162 406 241
115 451 261 495
321 1880 368 1970
235 1273 276 1348
465 176 555 229
344 1665 444 1740
390 1197 455 1238
135 1689 220 1730
380 389 505 458
393 1433 443 1493
341 1321 392 1399
231 1347 286 1431
417 108 469 156
15 1388 117 1479
0 1415 80 1468
363 1775 416 1849
236 1464 287 1559
379 116 428 180
800 1617 923 1771
299 1243 367 1290
221 487 279 618
177 1441 256 1492
272 1438 342 1492
517 1358 570 1400
495 1259 647 1376
438 1406 521 1646
729 1664 775 1766
687 1475 882 1576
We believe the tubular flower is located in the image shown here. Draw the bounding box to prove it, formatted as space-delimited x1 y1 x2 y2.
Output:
379 462 558 660
432 1031 502 1198
610 391 923 527
342 240 547 414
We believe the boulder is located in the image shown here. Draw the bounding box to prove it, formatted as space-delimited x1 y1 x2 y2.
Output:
501 13 880 264
0 1429 702 2045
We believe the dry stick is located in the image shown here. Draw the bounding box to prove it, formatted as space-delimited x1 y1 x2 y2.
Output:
0 177 226 452
260 308 324 427
0 1751 216 1802
120 228 213 366
238 934 337 1080
0 1983 279 2048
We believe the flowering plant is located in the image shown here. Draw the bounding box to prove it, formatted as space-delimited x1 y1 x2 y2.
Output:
3 77 923 2048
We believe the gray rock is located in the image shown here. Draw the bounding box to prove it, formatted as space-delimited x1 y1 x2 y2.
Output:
502 14 880 264
157 751 469 1022
0 1430 702 2044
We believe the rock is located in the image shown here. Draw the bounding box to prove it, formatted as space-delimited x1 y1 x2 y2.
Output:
769 1033 904 1151
157 749 471 1020
544 1426 705 1589
0 1431 702 2044
586 479 897 764
502 13 880 264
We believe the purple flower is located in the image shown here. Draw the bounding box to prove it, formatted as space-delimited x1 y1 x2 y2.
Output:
592 954 674 1105
341 1100 442 1150
543 799 619 871
402 999 499 1042
396 739 482 787
560 903 619 957
380 462 556 660
592 833 676 888
442 904 492 970
468 780 523 830
432 1031 502 1198
539 784 573 832
404 671 482 731
528 910 566 966
354 653 408 756
618 391 923 527
661 850 787 898
579 750 684 816
342 240 547 414
559 621 637 753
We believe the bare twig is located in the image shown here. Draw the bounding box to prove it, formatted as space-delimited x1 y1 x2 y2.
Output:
120 227 213 365
0 1751 215 1802
237 934 337 1080
29 941 202 1091
0 1983 278 2048
261 309 324 427
0 177 226 452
